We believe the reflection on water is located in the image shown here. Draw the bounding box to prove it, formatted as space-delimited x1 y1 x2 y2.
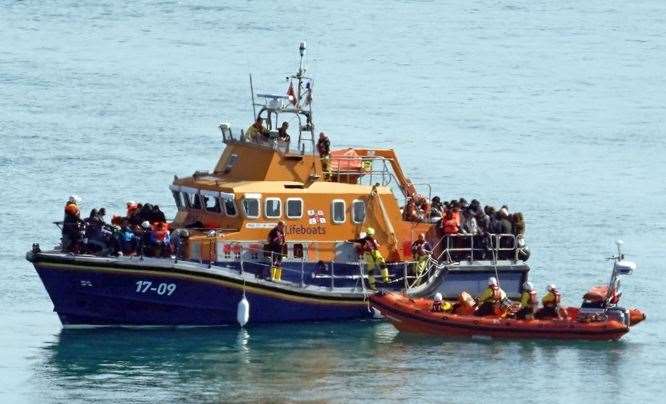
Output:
34 323 631 402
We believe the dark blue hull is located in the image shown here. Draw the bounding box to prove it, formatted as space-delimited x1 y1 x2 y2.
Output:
32 257 372 326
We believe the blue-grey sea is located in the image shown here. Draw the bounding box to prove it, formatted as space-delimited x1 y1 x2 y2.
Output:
2 1 665 402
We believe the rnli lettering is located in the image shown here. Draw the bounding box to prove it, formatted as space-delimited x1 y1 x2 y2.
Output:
285 224 326 235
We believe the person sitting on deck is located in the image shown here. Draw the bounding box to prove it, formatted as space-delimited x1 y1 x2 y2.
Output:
431 292 453 313
244 116 269 143
475 277 507 316
277 121 291 143
411 233 432 283
317 132 331 179
516 281 538 320
267 220 287 282
349 227 389 290
430 196 444 221
403 198 421 222
118 223 138 256
536 284 565 320
150 221 172 257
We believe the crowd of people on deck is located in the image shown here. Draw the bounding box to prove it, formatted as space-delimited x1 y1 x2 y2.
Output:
431 276 566 320
404 196 529 261
61 196 181 258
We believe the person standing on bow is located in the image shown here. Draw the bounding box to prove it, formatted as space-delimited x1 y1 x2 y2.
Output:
349 227 389 290
411 233 432 284
267 220 287 282
475 277 507 316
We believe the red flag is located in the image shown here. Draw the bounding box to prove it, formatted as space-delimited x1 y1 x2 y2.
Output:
287 82 296 105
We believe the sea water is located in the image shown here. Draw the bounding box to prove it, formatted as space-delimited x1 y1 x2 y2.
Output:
1 0 665 402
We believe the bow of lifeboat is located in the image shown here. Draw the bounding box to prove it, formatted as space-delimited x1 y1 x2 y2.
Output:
370 292 639 341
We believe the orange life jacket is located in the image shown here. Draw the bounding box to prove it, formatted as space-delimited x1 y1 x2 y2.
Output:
443 217 459 234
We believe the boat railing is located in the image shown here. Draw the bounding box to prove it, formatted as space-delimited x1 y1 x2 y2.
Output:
433 233 520 263
202 239 422 291
328 156 395 187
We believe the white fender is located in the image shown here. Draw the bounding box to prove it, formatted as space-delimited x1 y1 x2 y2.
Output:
237 295 250 327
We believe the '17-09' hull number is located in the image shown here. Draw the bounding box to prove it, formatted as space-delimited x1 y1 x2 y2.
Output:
135 280 176 296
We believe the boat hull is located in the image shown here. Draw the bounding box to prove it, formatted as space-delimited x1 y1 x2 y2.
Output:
371 293 632 341
32 256 372 327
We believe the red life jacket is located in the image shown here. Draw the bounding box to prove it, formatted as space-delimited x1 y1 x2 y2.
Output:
362 236 379 253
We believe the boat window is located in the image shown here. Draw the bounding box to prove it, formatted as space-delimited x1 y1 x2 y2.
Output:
265 198 281 218
242 197 260 218
286 198 303 219
352 200 365 224
331 199 346 224
224 154 239 173
204 195 221 213
172 191 183 210
293 243 303 258
223 196 237 216
182 192 193 209
193 193 203 210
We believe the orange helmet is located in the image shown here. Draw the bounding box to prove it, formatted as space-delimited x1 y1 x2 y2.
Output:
65 204 79 216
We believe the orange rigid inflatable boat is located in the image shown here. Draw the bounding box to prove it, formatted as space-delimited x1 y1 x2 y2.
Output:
371 244 645 341
370 292 644 341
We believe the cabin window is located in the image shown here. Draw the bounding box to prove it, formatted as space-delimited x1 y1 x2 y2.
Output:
265 198 281 219
331 199 346 224
203 195 221 213
193 193 203 210
172 191 183 210
242 197 260 218
222 194 237 216
293 243 304 258
286 198 303 219
182 192 193 209
224 154 239 173
352 200 366 224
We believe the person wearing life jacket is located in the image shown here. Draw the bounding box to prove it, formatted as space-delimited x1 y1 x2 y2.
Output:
118 223 138 256
317 132 331 179
516 281 539 320
431 292 453 313
442 208 460 235
151 221 171 257
349 227 389 290
411 233 432 283
139 221 153 256
267 220 287 281
475 277 507 316
537 284 564 319
245 116 269 143
62 201 84 253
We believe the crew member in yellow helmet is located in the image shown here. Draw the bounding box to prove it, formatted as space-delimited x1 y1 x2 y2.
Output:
349 227 389 290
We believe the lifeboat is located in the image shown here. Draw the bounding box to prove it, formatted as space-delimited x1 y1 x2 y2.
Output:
26 43 534 327
371 292 643 341
371 245 645 341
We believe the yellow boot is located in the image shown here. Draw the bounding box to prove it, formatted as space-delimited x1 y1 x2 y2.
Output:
270 266 277 281
275 267 283 282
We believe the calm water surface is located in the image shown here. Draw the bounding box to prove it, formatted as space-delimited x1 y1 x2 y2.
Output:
1 0 665 402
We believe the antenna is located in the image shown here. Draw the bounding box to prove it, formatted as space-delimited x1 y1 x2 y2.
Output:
615 239 624 258
249 74 257 119
298 41 306 76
